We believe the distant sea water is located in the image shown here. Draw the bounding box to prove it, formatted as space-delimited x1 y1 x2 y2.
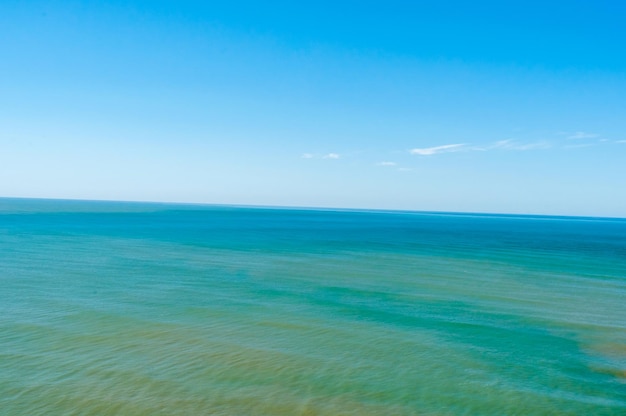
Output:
1 198 625 416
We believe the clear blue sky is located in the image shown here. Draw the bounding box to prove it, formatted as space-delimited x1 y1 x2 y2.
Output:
2 0 625 216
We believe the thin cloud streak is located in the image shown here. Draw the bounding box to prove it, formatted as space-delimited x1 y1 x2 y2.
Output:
307 138 555 166
410 143 465 156
568 131 598 140
301 153 341 159
408 140 551 157
474 139 551 151
564 143 595 149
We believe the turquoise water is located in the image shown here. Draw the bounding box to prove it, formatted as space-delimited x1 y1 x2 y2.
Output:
1 198 625 415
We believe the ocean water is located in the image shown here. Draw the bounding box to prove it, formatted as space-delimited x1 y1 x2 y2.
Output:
1 198 625 416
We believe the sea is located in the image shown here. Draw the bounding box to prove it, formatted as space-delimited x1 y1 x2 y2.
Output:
1 198 625 415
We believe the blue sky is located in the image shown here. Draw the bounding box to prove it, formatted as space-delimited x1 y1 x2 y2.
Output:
1 0 625 216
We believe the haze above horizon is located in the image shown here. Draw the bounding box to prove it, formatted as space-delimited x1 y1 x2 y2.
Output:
2 0 625 217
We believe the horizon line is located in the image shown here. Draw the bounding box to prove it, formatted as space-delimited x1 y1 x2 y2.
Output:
1 195 624 221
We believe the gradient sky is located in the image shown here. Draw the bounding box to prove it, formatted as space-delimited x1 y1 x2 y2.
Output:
2 0 625 216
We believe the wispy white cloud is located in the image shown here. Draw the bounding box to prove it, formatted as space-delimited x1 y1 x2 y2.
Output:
491 139 515 149
564 143 595 149
616 140 626 144
475 139 551 151
472 139 511 151
376 161 397 166
568 131 598 140
507 142 551 151
301 152 340 159
409 143 465 156
397 167 413 172
409 140 551 156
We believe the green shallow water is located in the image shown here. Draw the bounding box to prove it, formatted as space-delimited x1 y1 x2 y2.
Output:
1 198 625 415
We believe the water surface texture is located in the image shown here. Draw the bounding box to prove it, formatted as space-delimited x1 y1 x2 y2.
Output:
1 198 625 415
